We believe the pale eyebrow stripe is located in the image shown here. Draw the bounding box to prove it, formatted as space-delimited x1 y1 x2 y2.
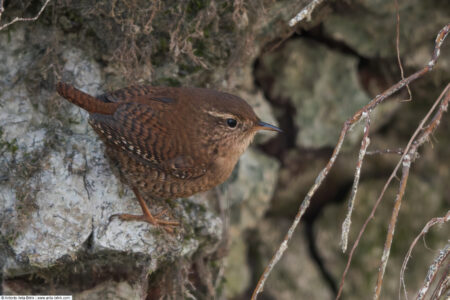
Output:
204 109 236 119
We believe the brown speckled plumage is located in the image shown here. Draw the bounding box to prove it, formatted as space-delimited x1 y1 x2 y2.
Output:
56 82 281 229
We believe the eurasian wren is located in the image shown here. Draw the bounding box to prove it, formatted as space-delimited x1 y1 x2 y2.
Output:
56 83 281 228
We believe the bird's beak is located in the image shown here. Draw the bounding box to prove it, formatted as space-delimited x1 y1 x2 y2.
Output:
255 121 282 133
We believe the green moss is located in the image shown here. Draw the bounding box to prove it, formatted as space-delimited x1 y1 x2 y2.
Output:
6 231 20 247
193 39 207 58
186 0 210 18
0 127 19 155
67 118 81 125
150 34 171 67
178 63 202 76
154 77 181 87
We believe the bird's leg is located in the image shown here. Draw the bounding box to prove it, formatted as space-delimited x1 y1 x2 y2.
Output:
110 188 179 228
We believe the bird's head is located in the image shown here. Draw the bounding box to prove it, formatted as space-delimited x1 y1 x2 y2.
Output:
192 89 281 158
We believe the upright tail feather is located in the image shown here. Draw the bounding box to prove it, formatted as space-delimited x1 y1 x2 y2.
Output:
56 82 119 115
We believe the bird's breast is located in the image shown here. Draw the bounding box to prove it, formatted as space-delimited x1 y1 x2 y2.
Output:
209 155 239 185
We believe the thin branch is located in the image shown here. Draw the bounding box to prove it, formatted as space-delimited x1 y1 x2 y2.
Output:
374 154 410 299
252 120 350 300
0 0 51 31
341 116 371 253
416 243 450 300
394 0 412 101
375 85 450 299
253 23 450 300
337 82 450 300
400 211 450 300
336 24 450 299
430 264 450 300
366 148 404 155
288 0 326 27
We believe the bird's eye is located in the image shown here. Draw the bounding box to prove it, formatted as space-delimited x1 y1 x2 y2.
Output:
226 118 237 128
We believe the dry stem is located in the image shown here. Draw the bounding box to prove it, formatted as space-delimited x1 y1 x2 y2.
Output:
0 0 51 31
374 85 450 299
374 150 411 299
252 23 450 300
366 148 404 155
340 116 371 253
400 211 450 300
430 263 450 300
337 83 450 299
416 243 450 300
394 0 412 101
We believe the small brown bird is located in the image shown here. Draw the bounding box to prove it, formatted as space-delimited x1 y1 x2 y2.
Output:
56 83 281 229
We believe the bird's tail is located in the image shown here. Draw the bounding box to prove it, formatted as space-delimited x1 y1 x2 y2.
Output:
56 82 119 115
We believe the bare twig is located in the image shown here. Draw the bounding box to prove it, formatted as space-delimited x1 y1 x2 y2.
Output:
416 243 450 300
338 82 450 300
341 116 371 253
288 0 325 27
430 264 450 300
394 0 412 101
252 119 348 300
366 148 404 155
335 26 450 298
0 0 51 31
376 84 450 298
374 152 411 299
375 85 450 299
253 23 450 300
400 211 450 300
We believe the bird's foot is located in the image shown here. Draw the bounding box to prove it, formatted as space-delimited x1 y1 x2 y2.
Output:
109 213 179 233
